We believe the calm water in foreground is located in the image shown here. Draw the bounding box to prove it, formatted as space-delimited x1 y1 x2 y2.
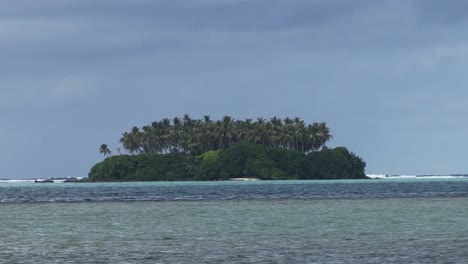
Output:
1 179 467 263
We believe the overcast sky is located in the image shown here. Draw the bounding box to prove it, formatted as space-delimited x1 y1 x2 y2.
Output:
1 0 468 179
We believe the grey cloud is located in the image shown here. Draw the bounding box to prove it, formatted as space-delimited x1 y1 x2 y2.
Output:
152 0 369 32
0 0 452 65
3 0 468 77
413 0 468 26
3 0 468 177
1 0 370 31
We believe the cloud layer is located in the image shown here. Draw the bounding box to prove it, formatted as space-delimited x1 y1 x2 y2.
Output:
2 0 468 178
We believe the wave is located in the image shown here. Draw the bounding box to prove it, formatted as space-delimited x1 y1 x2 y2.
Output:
0 176 86 184
367 174 468 179
0 179 35 183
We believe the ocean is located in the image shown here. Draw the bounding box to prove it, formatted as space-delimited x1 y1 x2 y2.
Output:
1 179 467 263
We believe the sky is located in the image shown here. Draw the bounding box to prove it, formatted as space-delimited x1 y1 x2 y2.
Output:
1 0 468 179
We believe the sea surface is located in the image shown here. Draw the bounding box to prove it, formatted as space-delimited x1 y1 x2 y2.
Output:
1 179 467 263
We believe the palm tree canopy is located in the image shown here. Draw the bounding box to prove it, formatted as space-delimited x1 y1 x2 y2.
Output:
118 115 332 155
99 144 112 157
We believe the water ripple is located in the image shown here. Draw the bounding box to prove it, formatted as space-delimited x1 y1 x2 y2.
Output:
1 179 468 203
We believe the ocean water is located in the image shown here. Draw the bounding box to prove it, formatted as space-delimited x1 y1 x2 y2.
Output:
1 179 467 263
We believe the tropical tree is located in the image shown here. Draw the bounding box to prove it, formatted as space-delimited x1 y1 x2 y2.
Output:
117 115 333 155
99 144 112 157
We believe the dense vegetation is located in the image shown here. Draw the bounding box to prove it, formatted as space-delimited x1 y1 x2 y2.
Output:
118 115 332 155
89 143 367 181
89 115 367 181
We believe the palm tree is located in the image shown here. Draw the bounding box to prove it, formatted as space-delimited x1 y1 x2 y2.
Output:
283 117 295 150
99 144 112 157
120 129 141 154
293 117 305 151
172 117 182 152
117 115 332 155
222 115 234 148
252 118 267 145
202 115 214 152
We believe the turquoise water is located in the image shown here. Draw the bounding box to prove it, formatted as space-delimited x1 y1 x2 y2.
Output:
2 178 468 202
0 180 467 263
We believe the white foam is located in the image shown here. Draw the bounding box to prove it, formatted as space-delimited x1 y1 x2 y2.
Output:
415 175 466 179
366 174 388 179
367 174 468 179
0 179 35 183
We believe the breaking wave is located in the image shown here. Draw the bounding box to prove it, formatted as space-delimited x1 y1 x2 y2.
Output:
366 174 468 179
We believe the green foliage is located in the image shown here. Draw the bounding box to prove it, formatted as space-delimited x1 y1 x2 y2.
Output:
90 115 368 182
88 155 135 181
118 115 332 155
218 142 263 178
194 150 222 181
304 147 367 179
89 143 368 181
89 153 192 182
99 144 111 157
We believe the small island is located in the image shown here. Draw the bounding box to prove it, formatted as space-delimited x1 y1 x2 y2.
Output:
89 115 367 181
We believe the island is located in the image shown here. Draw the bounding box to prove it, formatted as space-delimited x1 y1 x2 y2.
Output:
88 115 367 181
